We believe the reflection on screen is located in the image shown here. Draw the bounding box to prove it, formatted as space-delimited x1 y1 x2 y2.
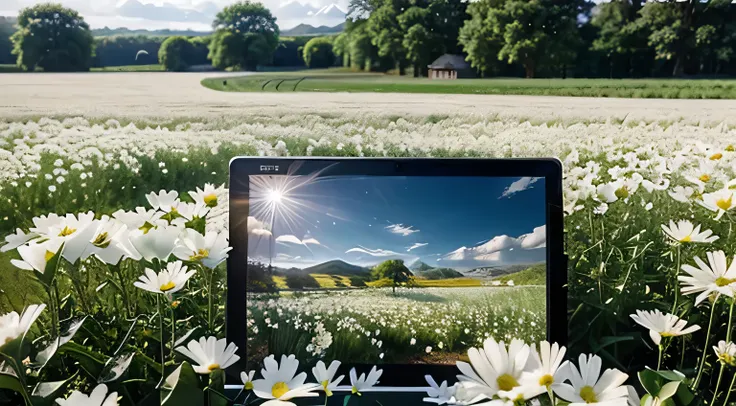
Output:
242 172 546 369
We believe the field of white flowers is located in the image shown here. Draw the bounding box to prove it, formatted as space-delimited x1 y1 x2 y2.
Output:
3 113 736 405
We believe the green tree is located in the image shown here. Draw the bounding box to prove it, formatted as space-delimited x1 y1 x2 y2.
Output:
346 20 376 70
371 259 413 294
332 32 350 67
10 3 94 72
458 0 502 77
397 7 431 77
158 36 195 71
0 17 14 65
590 1 647 78
209 1 279 71
302 36 335 68
366 3 407 74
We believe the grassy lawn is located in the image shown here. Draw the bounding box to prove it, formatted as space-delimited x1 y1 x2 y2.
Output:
0 64 164 73
91 64 165 72
202 70 736 99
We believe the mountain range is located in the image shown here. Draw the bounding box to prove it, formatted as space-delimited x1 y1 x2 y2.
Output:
461 263 544 279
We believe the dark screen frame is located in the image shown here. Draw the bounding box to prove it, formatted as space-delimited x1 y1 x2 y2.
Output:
227 157 566 387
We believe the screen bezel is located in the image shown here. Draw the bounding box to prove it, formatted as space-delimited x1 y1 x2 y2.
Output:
226 157 566 388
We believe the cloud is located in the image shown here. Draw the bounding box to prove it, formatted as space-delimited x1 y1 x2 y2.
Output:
499 177 541 199
276 234 323 246
247 216 272 237
407 242 428 252
386 223 419 236
442 224 546 266
345 246 402 257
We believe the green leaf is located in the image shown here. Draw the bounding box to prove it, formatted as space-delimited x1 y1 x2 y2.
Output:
0 336 31 373
161 362 204 406
343 394 352 406
639 369 663 396
36 243 65 287
0 373 27 401
34 316 87 372
674 383 695 406
30 373 77 406
57 341 107 379
659 381 680 400
113 316 142 356
207 369 228 406
99 352 135 383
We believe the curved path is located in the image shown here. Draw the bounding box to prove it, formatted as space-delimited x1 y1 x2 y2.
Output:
1 72 735 123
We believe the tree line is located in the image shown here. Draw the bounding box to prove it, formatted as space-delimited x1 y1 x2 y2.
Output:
3 0 736 77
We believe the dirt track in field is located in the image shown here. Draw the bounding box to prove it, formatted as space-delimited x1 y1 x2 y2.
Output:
2 72 736 123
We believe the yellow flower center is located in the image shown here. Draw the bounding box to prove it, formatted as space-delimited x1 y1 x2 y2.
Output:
272 382 289 398
727 145 735 152
711 153 723 160
539 374 554 387
171 300 180 308
190 248 209 261
716 277 736 287
58 226 76 237
322 380 333 397
207 363 220 372
204 194 218 208
351 386 362 396
700 174 711 182
245 381 253 390
580 386 598 403
496 373 519 392
721 353 736 366
92 232 110 248
159 281 177 292
680 235 692 243
717 194 733 210
139 221 155 234
660 332 675 338
614 186 629 199
45 250 56 262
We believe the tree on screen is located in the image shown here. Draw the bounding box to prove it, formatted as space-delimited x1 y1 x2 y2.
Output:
372 259 414 294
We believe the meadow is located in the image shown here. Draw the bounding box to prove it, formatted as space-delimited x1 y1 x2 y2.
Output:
201 71 736 99
2 112 736 403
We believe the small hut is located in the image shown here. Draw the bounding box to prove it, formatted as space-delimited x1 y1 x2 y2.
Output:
427 54 472 80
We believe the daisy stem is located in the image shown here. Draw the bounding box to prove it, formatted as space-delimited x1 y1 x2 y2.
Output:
657 344 663 371
157 295 165 368
671 244 681 314
722 373 736 405
694 298 719 389
170 304 176 360
727 300 735 343
207 266 214 333
712 362 726 405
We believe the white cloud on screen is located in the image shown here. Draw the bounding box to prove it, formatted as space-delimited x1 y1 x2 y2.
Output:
499 177 541 199
407 242 428 252
385 224 419 236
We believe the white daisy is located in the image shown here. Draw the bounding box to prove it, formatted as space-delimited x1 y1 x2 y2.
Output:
189 183 224 208
551 354 628 406
679 250 736 306
133 261 195 295
699 189 736 220
350 366 382 395
713 340 736 366
175 336 240 375
522 341 567 389
55 384 118 406
146 190 179 212
0 304 46 347
252 354 320 405
661 220 718 244
173 229 232 269
630 309 701 345
10 238 63 273
112 207 164 231
87 216 129 265
312 360 344 397
241 370 256 390
128 225 180 261
424 375 456 405
0 228 39 252
455 337 542 401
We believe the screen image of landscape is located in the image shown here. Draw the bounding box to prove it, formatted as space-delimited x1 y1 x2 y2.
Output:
243 169 547 369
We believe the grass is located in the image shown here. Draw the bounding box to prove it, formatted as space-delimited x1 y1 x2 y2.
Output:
495 264 546 286
0 64 165 73
90 64 165 72
415 278 483 287
0 251 44 313
201 69 736 99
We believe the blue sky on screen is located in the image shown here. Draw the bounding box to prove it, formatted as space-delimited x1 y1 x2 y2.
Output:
246 175 547 270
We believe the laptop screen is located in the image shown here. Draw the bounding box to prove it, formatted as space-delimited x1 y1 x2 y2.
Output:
237 164 548 371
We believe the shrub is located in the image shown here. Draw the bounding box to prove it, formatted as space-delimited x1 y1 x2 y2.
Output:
303 36 335 68
158 36 195 71
208 30 272 71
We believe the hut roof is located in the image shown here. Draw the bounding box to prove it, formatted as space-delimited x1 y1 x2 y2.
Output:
428 54 470 70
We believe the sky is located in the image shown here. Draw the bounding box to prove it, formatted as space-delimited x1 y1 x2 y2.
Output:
0 0 348 30
246 173 547 271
